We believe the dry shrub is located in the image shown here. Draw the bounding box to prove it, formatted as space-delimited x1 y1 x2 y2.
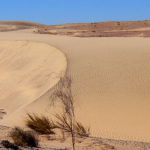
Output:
51 75 91 150
26 114 56 135
51 76 76 150
55 114 72 133
55 114 90 137
10 127 38 147
74 121 90 137
51 76 75 116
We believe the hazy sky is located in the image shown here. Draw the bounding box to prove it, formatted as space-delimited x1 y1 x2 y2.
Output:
0 0 150 25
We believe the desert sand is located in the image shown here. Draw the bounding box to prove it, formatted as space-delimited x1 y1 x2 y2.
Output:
0 28 150 149
0 40 67 126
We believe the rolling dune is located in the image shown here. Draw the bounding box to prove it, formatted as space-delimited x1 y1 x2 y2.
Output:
0 40 67 126
0 31 150 143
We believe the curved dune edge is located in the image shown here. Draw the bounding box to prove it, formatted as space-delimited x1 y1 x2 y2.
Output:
0 40 67 126
1 31 150 142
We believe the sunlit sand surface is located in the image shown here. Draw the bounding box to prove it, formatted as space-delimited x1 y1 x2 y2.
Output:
0 40 67 126
0 31 150 142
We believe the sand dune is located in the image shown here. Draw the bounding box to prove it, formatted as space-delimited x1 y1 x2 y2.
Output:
0 31 150 143
1 20 150 37
0 40 67 126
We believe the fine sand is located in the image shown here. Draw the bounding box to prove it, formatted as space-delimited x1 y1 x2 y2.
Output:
0 40 67 126
0 31 150 144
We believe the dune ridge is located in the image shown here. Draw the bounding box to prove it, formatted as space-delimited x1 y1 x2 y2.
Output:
1 20 150 37
0 30 150 143
0 40 67 126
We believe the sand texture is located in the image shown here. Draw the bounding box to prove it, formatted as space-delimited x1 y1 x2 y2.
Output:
0 40 67 126
0 29 150 148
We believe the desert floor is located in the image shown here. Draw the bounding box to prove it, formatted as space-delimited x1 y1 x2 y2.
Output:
0 30 150 149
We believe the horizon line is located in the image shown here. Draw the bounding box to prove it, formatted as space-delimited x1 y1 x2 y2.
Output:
0 19 150 26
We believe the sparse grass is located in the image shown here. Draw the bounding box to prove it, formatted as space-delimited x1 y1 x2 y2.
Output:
26 113 56 135
51 76 76 150
10 127 38 147
55 114 90 137
75 121 90 137
51 75 91 149
55 113 72 133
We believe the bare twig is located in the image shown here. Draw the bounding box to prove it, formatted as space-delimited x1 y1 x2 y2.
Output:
51 75 76 150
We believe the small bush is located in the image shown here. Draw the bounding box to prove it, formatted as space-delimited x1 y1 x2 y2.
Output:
26 114 56 135
55 114 90 137
75 121 90 137
10 127 38 147
1 140 19 150
55 114 72 133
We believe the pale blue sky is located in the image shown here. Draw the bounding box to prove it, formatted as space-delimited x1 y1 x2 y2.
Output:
0 0 150 25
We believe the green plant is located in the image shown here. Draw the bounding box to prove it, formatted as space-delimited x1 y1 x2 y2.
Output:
10 127 38 147
26 114 56 135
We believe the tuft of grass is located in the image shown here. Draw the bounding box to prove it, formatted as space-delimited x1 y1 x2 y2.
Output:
55 114 90 137
75 121 90 137
55 113 72 133
26 113 56 135
10 127 38 147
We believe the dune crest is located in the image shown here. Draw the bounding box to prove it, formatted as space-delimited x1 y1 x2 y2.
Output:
0 40 67 126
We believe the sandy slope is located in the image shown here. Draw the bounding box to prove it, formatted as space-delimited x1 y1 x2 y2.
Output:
0 40 67 126
0 31 150 143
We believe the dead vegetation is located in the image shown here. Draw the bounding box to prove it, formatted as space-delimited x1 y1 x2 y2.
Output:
8 75 90 149
74 121 90 137
51 75 90 150
51 75 76 150
26 114 56 135
55 114 90 137
10 127 38 148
